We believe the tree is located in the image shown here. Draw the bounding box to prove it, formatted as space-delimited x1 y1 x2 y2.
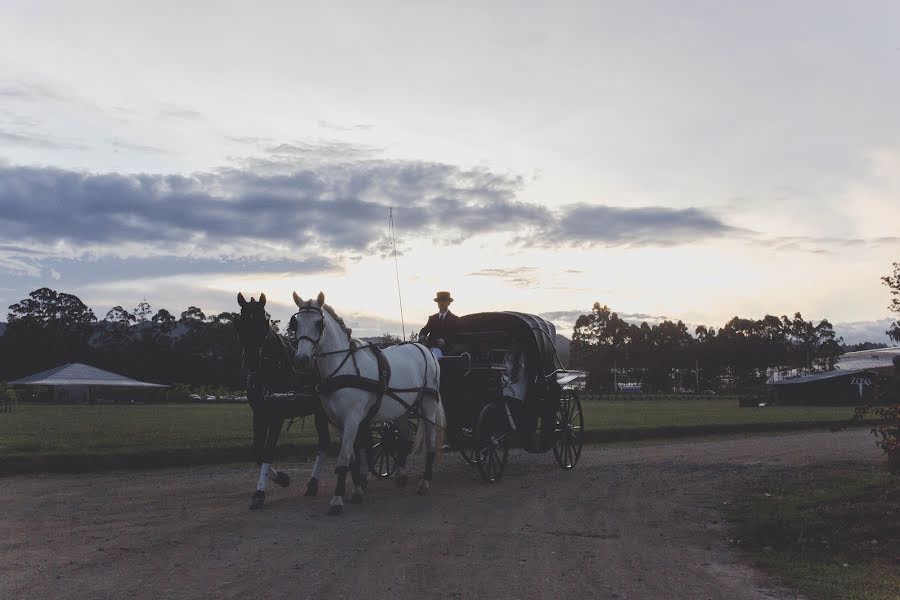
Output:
883 262 900 343
2 288 97 377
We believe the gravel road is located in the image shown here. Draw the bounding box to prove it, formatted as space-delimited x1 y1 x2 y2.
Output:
1 429 881 600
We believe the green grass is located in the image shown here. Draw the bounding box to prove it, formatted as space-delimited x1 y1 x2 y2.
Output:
728 464 900 600
0 398 858 458
0 403 320 457
580 398 855 430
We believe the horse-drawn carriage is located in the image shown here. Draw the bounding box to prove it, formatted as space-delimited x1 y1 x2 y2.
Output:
438 311 585 482
239 293 583 511
367 312 586 483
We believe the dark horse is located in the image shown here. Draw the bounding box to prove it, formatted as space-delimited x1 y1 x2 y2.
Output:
235 292 331 509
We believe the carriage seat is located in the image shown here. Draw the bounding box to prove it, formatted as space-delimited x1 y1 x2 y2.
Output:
444 330 512 369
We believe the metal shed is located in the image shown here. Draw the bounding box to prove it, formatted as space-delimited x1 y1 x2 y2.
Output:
8 362 168 403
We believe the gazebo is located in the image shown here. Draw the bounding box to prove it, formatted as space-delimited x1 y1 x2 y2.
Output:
8 363 168 403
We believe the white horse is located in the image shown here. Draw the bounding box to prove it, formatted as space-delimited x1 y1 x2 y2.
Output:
291 291 445 515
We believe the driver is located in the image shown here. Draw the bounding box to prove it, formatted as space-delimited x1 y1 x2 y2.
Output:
418 291 459 359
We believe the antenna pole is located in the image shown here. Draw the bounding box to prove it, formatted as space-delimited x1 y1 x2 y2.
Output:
389 207 406 339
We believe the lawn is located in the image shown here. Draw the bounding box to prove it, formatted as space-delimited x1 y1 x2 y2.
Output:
0 398 858 458
728 463 900 600
580 397 855 430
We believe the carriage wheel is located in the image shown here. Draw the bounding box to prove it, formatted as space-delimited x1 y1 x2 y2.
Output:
553 393 584 469
458 430 477 465
367 423 396 478
475 403 509 483
367 419 418 478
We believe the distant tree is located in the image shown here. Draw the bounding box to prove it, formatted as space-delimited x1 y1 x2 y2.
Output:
883 262 900 343
843 342 889 353
151 309 177 337
134 300 152 323
101 306 136 346
2 288 97 377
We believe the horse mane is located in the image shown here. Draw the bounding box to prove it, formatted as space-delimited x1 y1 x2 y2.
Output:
299 299 352 338
323 303 352 337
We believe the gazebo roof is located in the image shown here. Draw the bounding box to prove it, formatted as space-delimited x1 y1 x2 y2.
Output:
8 363 168 388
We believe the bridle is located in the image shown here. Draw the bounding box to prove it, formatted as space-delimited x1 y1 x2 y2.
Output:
292 305 326 348
291 305 371 381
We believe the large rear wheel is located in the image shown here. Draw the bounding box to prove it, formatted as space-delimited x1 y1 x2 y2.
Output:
475 403 509 483
552 393 584 469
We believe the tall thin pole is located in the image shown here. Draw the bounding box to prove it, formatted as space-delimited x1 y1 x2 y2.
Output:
389 207 406 339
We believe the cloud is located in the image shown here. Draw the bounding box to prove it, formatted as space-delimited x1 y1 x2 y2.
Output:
527 204 739 248
467 267 538 288
0 129 65 149
159 107 203 120
317 120 373 132
762 234 900 255
0 82 68 102
112 139 168 154
0 151 750 281
833 318 896 345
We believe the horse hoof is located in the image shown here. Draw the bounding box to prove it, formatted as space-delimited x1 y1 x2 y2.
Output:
395 474 408 488
360 478 369 491
273 472 291 488
328 504 343 516
304 478 319 497
350 493 364 504
249 491 266 510
416 483 429 496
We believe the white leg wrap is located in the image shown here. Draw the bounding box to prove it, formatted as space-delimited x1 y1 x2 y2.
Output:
352 484 363 497
257 463 270 492
310 450 325 480
330 495 344 507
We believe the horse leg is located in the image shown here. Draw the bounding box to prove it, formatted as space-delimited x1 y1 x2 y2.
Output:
249 407 269 509
355 426 371 491
250 417 284 509
416 419 437 496
394 415 410 488
349 429 369 504
267 420 290 488
417 397 443 496
305 407 331 497
329 415 363 515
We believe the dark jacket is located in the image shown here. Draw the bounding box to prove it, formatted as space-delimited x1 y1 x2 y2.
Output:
419 311 459 348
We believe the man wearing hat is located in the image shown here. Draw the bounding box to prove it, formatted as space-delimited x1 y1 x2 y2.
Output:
418 291 459 359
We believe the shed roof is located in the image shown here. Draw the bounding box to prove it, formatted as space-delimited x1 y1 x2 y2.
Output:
8 363 168 388
768 368 877 386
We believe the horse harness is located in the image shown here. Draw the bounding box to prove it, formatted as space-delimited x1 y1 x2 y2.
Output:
293 305 442 428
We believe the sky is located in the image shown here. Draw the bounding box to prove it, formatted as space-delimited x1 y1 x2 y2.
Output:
1 1 899 343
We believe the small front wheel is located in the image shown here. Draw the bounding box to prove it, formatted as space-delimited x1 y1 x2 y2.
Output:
475 403 509 483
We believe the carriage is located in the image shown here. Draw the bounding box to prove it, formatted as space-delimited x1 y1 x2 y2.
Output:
364 312 585 482
436 312 585 482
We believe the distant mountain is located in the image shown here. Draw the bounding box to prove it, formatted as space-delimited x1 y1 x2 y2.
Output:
555 334 570 366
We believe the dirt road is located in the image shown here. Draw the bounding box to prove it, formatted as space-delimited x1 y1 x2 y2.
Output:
1 430 882 600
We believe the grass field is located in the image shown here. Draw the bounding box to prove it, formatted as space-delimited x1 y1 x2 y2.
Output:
729 463 900 600
0 398 859 458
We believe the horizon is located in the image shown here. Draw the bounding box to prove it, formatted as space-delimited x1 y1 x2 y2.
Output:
2 3 899 345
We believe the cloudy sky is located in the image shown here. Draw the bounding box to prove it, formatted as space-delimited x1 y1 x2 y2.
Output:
1 1 898 343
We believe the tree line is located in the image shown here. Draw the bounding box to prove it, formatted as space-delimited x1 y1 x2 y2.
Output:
570 262 900 393
3 263 898 393
0 287 251 387
568 303 850 392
